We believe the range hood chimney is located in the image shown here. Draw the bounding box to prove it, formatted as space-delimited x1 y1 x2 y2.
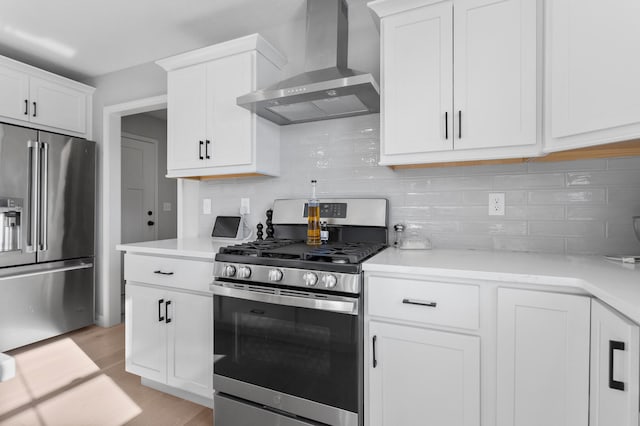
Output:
237 0 379 125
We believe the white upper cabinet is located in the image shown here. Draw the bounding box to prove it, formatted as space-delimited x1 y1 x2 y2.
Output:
545 0 640 151
369 0 540 166
378 2 454 157
157 34 286 179
0 56 93 138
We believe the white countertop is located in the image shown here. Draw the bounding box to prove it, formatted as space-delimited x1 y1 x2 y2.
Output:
116 237 242 259
364 248 640 323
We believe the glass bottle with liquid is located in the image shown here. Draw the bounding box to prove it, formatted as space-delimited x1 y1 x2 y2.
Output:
307 180 321 246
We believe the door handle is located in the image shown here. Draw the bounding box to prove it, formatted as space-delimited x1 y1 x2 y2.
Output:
158 299 165 322
445 112 448 140
199 140 204 160
372 335 378 368
33 102 37 117
609 340 626 391
205 140 211 159
39 142 49 252
165 300 172 323
24 99 28 115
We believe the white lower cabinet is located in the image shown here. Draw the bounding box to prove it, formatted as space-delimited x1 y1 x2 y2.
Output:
590 299 640 426
496 288 591 426
124 254 213 401
367 321 480 426
365 273 480 426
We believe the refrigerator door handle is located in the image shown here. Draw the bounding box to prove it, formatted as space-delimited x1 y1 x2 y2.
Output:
26 141 40 253
39 142 49 252
0 259 93 281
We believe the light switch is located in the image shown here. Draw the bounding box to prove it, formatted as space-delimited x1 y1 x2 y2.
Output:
203 198 212 215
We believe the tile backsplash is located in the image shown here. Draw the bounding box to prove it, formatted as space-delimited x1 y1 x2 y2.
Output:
199 114 640 255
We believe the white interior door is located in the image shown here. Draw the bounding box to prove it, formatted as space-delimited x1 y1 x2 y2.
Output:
121 134 157 244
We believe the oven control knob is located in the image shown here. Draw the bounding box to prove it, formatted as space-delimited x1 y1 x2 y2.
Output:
268 269 283 282
223 265 236 277
303 272 318 287
322 274 338 289
238 266 251 279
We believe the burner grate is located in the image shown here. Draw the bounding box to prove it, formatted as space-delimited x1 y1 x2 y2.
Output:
303 242 387 264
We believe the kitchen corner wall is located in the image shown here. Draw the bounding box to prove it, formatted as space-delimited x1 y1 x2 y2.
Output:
198 114 640 256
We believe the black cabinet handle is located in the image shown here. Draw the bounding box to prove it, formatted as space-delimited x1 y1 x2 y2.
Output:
458 110 462 139
158 299 165 322
199 140 204 160
153 270 174 276
403 298 437 308
165 300 172 323
33 102 37 117
205 140 211 159
609 340 626 391
24 99 28 115
445 112 448 140
372 335 378 368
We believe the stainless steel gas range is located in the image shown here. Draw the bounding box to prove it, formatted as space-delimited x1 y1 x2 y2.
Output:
210 198 388 426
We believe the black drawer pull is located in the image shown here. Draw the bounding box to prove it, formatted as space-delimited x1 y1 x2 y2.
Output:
199 140 204 160
403 298 437 308
158 299 165 322
33 101 37 117
165 300 172 323
24 99 28 115
609 340 626 391
153 270 174 276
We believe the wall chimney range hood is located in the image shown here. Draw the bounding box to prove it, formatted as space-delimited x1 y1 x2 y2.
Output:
237 0 379 125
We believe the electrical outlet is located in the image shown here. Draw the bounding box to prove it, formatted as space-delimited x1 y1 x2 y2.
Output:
240 198 250 215
202 198 212 215
488 193 505 216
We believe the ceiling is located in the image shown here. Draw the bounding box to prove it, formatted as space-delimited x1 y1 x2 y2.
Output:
0 0 307 82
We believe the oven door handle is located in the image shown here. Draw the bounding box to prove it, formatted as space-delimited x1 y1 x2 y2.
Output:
211 282 359 315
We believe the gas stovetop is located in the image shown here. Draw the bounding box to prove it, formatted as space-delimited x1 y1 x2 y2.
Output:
215 239 387 274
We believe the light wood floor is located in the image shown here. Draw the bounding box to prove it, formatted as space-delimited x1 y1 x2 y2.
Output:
0 324 213 426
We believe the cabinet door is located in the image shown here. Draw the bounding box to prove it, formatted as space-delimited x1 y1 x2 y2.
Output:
380 2 453 159
547 0 640 147
125 284 167 383
166 290 213 398
453 0 537 150
167 64 207 171
0 64 29 121
496 288 590 426
29 76 87 134
368 321 480 426
590 299 640 426
206 52 253 167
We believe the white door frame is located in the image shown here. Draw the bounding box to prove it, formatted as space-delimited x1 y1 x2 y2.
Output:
121 132 159 242
100 94 199 327
98 95 166 327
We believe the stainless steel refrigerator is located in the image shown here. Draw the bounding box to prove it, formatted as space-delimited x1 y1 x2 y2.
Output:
0 123 96 352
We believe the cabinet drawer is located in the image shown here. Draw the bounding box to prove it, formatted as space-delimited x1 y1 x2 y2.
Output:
367 276 479 330
124 253 213 293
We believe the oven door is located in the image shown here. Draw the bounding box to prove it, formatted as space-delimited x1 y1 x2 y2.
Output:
212 281 362 426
